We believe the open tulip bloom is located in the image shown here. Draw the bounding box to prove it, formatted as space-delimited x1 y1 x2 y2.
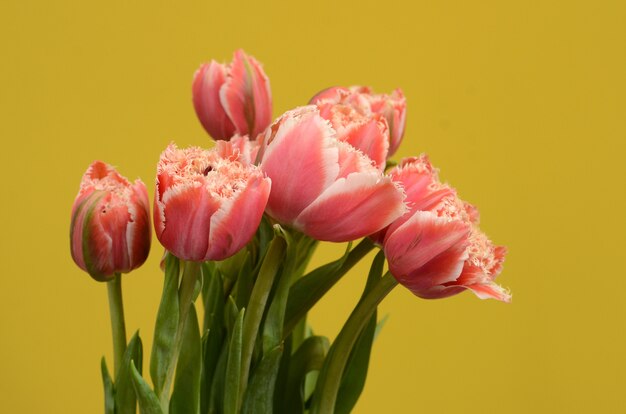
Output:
70 50 510 414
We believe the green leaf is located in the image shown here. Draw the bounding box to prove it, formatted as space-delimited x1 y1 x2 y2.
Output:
242 346 284 414
101 357 115 414
208 343 229 414
334 251 385 414
224 308 245 414
262 231 296 354
170 306 202 414
116 331 143 414
130 360 163 414
335 311 377 414
150 254 180 397
224 295 239 335
235 252 254 310
283 336 329 414
239 234 286 399
200 265 226 414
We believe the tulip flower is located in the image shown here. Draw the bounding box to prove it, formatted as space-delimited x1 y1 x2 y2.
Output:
70 161 151 282
382 156 510 302
310 86 406 156
154 142 271 261
259 106 406 242
192 49 272 141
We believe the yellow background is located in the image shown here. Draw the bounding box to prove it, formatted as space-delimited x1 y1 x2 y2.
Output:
1 1 625 412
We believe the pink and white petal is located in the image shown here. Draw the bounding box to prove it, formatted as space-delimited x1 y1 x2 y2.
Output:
247 54 273 137
466 282 512 302
384 212 470 277
192 62 236 139
341 116 389 170
394 234 468 296
158 184 221 261
295 173 406 241
220 50 253 135
207 176 271 260
261 109 339 223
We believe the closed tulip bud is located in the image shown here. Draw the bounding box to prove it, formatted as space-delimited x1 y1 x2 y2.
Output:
192 49 272 141
310 86 407 156
70 161 151 282
382 156 510 302
259 106 406 242
154 142 271 262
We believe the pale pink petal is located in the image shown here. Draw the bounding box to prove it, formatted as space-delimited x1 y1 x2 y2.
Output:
207 176 271 260
247 54 272 137
260 108 339 222
384 212 470 280
294 173 406 241
158 184 221 261
192 62 236 140
220 50 254 135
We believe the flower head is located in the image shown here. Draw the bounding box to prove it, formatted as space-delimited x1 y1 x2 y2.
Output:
192 49 272 141
70 161 151 281
154 141 270 261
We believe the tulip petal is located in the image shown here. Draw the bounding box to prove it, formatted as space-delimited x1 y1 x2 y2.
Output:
193 62 236 140
207 176 271 260
220 49 273 137
158 183 221 261
261 108 340 223
384 212 470 284
295 173 406 242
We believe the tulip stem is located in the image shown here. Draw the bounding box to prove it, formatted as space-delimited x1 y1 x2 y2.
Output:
311 271 398 414
107 273 127 377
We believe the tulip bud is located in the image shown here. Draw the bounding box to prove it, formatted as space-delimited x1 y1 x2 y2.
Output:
192 49 272 141
154 142 271 261
70 161 151 281
259 106 406 242
382 156 510 302
310 86 406 157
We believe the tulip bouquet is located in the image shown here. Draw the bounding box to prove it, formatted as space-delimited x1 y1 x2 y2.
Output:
70 49 509 414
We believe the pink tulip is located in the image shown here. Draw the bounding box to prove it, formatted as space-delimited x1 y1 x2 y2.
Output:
310 86 406 156
154 142 271 261
70 161 151 281
258 106 406 242
382 156 510 302
192 49 272 141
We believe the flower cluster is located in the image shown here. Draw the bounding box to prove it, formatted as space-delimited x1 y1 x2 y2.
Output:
70 49 509 414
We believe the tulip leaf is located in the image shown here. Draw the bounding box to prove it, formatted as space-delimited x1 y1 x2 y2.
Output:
283 336 329 414
170 306 202 414
200 264 226 414
333 251 386 414
224 308 245 414
101 357 115 414
208 343 229 414
262 244 293 353
150 254 180 397
116 331 143 414
239 235 286 400
235 252 254 310
335 311 377 414
130 360 163 414
242 345 284 414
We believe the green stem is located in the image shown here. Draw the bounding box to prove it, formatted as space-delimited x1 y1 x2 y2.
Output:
311 272 398 414
160 260 201 412
107 273 127 377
